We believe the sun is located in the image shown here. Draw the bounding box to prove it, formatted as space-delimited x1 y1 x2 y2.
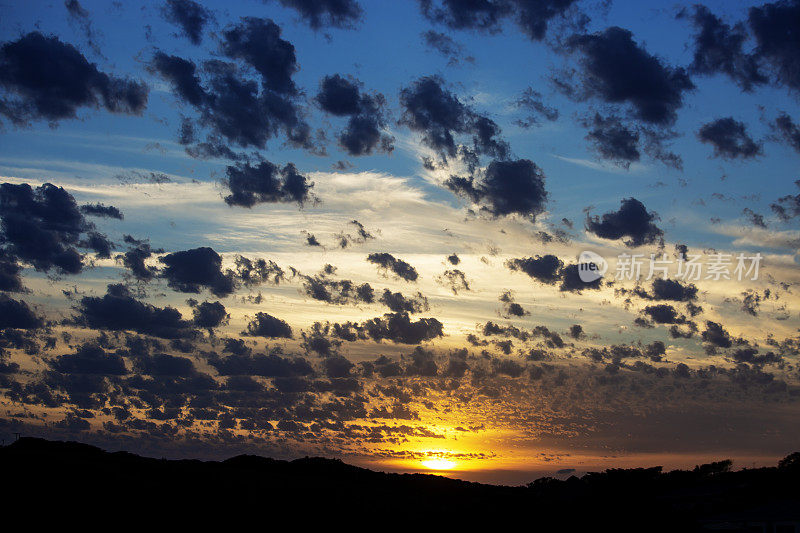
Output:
420 458 456 470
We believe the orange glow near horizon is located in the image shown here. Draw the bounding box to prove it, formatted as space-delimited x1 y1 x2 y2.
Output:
420 458 457 470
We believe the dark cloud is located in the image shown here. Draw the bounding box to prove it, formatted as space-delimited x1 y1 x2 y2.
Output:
585 197 664 247
64 0 102 56
558 264 602 292
515 87 558 128
50 343 127 375
771 180 800 220
418 0 507 32
134 353 196 377
642 304 687 325
0 296 43 329
316 74 393 156
75 284 196 339
221 17 298 95
149 53 206 107
399 75 508 161
305 233 322 247
421 31 474 66
159 247 236 297
772 112 800 153
568 324 584 339
242 312 293 339
117 236 160 282
499 290 528 317
559 27 694 126
222 160 314 207
445 159 548 220
336 220 376 248
648 279 698 302
0 182 113 274
0 32 147 125
681 5 767 92
316 74 362 116
702 320 733 349
748 0 800 93
0 250 24 292
162 0 211 45
209 350 313 377
191 301 229 329
367 253 419 282
379 289 429 313
150 42 314 154
437 269 470 294
268 0 363 29
234 256 286 287
506 254 563 284
742 207 767 228
301 274 374 305
419 0 583 41
80 203 123 220
697 117 762 159
363 312 444 344
583 114 640 168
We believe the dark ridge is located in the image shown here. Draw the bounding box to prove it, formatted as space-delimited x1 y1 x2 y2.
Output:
2 437 799 528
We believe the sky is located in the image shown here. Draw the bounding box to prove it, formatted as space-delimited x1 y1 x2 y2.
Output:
0 0 799 485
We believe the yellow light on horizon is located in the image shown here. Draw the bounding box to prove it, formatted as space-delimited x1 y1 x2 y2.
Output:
420 458 456 470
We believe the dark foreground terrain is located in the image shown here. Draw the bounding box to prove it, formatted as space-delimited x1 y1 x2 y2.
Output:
2 437 799 530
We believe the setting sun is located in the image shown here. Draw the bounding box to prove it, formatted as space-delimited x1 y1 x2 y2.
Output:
421 458 456 470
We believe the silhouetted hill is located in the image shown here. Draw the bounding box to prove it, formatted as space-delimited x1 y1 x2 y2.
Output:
2 438 799 530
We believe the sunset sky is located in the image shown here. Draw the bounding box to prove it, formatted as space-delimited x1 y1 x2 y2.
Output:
1 0 799 484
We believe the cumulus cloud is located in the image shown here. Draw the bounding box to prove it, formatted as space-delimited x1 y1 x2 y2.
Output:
585 197 664 247
80 203 123 220
363 312 444 344
267 0 363 29
301 273 374 305
162 0 212 45
771 180 800 220
436 269 470 294
419 0 584 41
749 0 800 93
499 290 528 317
558 27 694 126
681 5 766 91
150 19 316 154
190 300 229 329
0 32 147 125
379 289 429 313
421 31 474 66
772 112 800 153
208 350 312 376
50 343 127 375
697 117 762 159
367 253 419 282
445 158 548 220
159 247 236 297
242 312 293 338
74 284 196 339
515 87 558 128
316 74 393 156
222 160 315 207
0 296 44 329
583 114 640 168
399 75 508 161
0 182 114 274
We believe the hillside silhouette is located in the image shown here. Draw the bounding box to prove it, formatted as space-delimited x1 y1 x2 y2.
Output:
2 437 799 530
